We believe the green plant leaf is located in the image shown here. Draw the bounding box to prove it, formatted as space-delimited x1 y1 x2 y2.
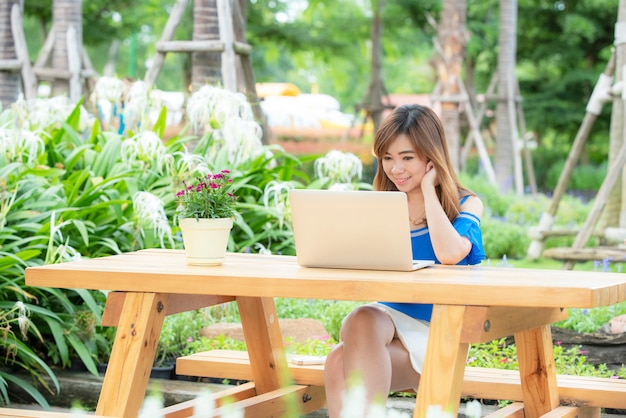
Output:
1 372 51 409
66 333 99 376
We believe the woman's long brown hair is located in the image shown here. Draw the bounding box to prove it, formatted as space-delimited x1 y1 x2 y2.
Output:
372 104 474 222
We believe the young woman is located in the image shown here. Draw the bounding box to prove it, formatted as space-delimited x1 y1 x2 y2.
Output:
323 104 485 417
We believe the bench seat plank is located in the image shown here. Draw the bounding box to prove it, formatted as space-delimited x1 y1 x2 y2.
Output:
177 350 626 410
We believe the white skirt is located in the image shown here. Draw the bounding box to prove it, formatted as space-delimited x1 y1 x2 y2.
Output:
369 302 430 377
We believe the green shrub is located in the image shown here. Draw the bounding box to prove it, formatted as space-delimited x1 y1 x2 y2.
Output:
467 338 626 378
481 216 530 260
459 173 515 218
555 301 626 333
545 161 607 192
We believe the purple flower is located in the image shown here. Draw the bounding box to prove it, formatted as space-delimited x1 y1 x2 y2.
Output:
175 169 238 219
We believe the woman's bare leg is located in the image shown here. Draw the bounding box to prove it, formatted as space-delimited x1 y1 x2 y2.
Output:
324 306 420 417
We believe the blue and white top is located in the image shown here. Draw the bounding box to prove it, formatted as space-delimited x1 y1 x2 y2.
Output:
379 195 485 322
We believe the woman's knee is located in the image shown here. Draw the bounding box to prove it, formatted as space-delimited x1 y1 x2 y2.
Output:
340 305 393 341
326 343 342 365
324 343 344 382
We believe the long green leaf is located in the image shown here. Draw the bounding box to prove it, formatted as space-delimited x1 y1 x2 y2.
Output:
44 317 69 366
66 333 98 376
1 372 51 409
152 106 167 138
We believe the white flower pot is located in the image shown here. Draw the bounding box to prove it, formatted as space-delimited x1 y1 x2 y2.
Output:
179 218 234 266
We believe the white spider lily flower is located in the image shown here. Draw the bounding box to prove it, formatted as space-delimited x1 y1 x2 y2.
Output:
385 409 412 418
230 91 254 121
14 301 30 339
191 389 215 418
0 127 46 164
128 80 150 102
58 244 82 262
221 117 263 165
425 405 455 418
45 211 83 264
328 182 357 191
253 243 272 255
49 210 72 244
315 150 363 184
133 191 174 248
123 81 160 131
186 85 255 133
138 394 164 418
94 76 125 103
464 400 482 418
121 131 172 174
263 181 294 228
186 85 227 132
173 150 209 176
339 383 368 418
14 301 27 318
11 97 93 131
366 403 390 418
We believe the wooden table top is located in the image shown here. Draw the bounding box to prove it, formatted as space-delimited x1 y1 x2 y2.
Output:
25 249 626 309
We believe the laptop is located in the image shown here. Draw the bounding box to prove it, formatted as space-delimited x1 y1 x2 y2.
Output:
289 189 435 271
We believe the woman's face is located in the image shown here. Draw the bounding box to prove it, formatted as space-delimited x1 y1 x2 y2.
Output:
381 134 428 194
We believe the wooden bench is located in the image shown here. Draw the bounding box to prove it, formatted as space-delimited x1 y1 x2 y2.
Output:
176 350 626 411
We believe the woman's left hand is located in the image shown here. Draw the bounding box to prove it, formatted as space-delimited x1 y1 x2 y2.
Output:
422 161 438 189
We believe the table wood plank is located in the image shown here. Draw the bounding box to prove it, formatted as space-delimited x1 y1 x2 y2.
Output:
25 251 626 309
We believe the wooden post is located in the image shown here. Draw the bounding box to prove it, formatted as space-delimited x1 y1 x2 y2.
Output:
457 80 497 185
67 25 81 102
526 51 615 260
145 0 190 88
563 140 626 270
11 3 37 99
217 0 236 92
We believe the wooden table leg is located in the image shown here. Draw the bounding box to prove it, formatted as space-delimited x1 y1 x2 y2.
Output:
96 292 169 417
236 296 290 393
514 325 560 418
414 304 469 418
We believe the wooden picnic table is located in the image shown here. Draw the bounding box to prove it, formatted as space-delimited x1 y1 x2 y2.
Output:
25 249 626 418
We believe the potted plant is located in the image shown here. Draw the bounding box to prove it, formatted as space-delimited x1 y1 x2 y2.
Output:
175 169 239 265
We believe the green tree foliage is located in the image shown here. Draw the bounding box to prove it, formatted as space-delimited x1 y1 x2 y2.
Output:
24 0 146 45
465 0 616 189
22 0 616 190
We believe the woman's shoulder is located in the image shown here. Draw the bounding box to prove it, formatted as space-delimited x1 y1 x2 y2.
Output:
460 194 484 217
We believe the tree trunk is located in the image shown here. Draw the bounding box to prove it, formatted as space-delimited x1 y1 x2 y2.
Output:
364 0 385 134
437 0 467 171
51 0 82 97
494 0 520 194
600 0 626 232
191 0 222 91
0 0 21 109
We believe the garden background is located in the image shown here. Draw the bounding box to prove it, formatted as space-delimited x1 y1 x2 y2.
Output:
1 0 626 412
